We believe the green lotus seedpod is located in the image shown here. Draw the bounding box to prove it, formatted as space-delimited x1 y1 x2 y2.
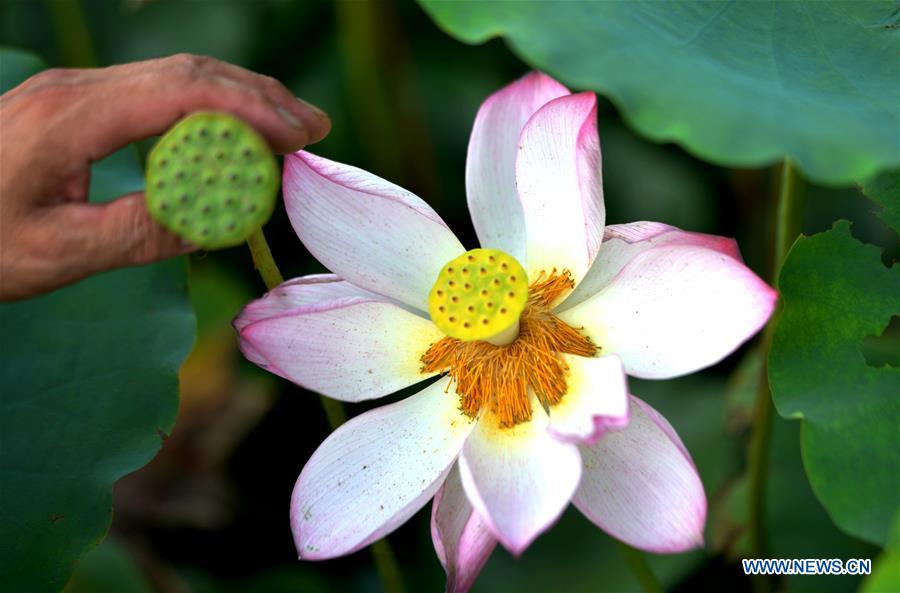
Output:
145 112 279 249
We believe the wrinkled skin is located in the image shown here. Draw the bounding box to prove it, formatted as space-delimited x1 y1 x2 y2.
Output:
0 53 330 301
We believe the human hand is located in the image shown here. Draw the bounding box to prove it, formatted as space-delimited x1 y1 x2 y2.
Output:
0 53 330 302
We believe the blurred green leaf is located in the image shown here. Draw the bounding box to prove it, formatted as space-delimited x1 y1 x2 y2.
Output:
769 221 899 546
861 513 900 593
417 1 899 184
861 169 900 232
0 49 195 593
0 44 45 91
64 538 153 593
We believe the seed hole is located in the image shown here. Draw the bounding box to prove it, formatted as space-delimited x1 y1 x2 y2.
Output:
482 319 489 325
467 255 475 262
201 227 210 235
492 279 500 286
438 306 445 312
464 283 471 290
221 130 232 139
227 223 236 231
247 204 257 213
480 289 489 297
451 296 459 303
179 194 189 203
436 290 443 296
448 316 456 323
201 204 211 214
224 197 235 207
175 170 185 180
158 159 168 167
179 217 189 226
254 174 263 184
462 268 470 275
447 267 455 274
181 134 191 142
500 308 507 314
480 268 487 275
501 262 508 271
463 322 470 328
193 154 202 163
486 301 494 308
508 291 515 298
205 177 215 185
488 255 495 263
242 148 252 158
155 181 165 189
171 145 180 153
467 305 475 312
509 275 517 282
159 202 168 211
448 280 456 287
216 152 226 161
199 128 208 138
229 173 239 183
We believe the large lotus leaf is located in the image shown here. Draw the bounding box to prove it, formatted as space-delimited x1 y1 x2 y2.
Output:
0 50 195 593
417 1 900 185
861 169 900 232
769 220 899 546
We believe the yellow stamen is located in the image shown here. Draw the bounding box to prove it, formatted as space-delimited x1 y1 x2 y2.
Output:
422 270 597 428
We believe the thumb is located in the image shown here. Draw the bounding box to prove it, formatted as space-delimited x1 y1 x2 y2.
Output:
55 192 197 277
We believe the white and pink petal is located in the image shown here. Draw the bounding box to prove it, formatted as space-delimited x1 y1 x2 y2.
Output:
548 354 629 445
559 222 743 311
466 71 569 262
240 298 442 401
516 92 604 291
458 402 581 555
431 464 497 593
560 243 776 379
284 151 464 312
573 396 706 553
291 377 475 559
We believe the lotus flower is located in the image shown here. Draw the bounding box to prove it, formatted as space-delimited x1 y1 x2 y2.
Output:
235 72 776 592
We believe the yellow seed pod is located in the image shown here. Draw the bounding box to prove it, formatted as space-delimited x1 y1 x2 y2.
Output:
428 248 528 342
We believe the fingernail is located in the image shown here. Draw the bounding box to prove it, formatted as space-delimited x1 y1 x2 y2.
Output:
296 97 327 120
276 105 304 129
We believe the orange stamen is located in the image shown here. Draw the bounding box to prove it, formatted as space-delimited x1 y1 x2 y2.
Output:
421 270 597 428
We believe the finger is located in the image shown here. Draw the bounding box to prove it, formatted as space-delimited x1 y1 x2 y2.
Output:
161 57 330 141
105 55 331 144
48 193 197 281
37 54 330 158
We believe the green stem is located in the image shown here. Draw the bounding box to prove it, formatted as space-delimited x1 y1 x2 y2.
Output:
245 228 402 593
44 0 97 68
746 160 803 579
246 228 284 290
617 542 663 593
371 538 406 593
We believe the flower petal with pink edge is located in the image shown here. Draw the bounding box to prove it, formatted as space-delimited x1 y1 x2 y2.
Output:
458 402 581 555
284 151 464 311
466 71 569 262
559 222 742 312
431 464 497 593
516 92 604 289
560 243 776 379
548 354 629 445
234 274 386 371
291 377 475 559
573 396 706 553
240 298 443 401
